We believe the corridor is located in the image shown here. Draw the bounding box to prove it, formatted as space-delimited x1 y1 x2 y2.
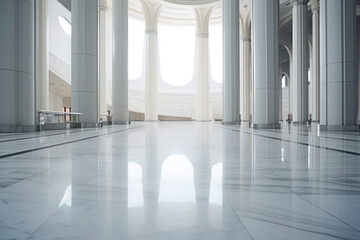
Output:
0 122 360 239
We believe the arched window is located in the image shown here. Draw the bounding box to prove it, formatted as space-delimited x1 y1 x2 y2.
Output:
58 16 71 37
282 74 287 88
209 23 223 83
158 24 195 86
128 17 145 80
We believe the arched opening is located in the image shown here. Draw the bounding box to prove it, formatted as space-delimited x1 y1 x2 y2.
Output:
279 44 291 122
158 24 195 87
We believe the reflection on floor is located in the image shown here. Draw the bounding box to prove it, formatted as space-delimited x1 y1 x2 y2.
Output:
0 122 360 240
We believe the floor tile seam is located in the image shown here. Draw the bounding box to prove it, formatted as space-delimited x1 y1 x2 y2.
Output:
254 127 360 139
13 140 135 239
199 176 255 239
0 124 148 160
21 178 96 240
237 167 360 237
0 171 42 195
219 198 255 240
261 129 360 143
262 130 360 143
288 189 360 233
281 127 360 136
264 174 360 233
0 125 116 143
0 156 116 196
217 125 360 156
239 215 356 240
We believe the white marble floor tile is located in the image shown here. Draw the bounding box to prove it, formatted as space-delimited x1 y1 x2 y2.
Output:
0 122 359 240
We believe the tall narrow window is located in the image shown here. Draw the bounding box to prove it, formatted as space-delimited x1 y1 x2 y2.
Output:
209 23 223 83
158 24 195 87
128 17 145 80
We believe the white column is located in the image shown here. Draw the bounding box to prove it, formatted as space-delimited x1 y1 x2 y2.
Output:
240 33 251 122
140 0 162 121
358 20 360 125
194 6 213 121
100 0 108 116
36 0 49 111
289 54 293 119
308 46 313 119
311 0 320 122
291 0 309 124
0 0 35 132
71 0 99 126
252 0 280 129
320 0 358 130
112 0 128 124
279 65 283 121
222 0 240 124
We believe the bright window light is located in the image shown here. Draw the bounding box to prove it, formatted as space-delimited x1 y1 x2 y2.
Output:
129 17 145 80
282 75 286 88
209 23 223 83
159 24 195 87
58 16 71 37
159 155 195 203
128 162 144 207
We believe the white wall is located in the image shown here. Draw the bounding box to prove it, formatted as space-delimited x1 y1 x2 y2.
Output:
49 91 65 111
49 0 71 66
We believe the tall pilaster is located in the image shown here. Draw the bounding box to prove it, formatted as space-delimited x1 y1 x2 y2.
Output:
240 33 251 122
358 17 360 125
311 0 320 122
36 0 49 111
140 0 162 121
289 55 293 117
113 0 128 124
291 0 309 124
100 0 108 115
252 0 280 129
279 65 283 121
320 0 358 130
222 0 240 124
194 6 213 121
0 0 36 132
71 0 99 126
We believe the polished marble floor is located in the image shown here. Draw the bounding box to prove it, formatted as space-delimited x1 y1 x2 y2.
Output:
0 122 360 240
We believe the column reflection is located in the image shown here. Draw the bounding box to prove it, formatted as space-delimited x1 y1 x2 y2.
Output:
111 130 128 238
142 125 160 233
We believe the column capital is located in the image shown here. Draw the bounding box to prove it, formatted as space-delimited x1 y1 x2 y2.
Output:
310 0 319 13
100 0 109 11
290 0 309 6
194 6 213 38
140 0 162 33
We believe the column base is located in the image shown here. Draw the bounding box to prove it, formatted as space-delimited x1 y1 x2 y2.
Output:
113 121 130 125
0 125 37 133
320 125 360 131
81 123 100 128
222 121 241 125
38 123 71 131
251 123 281 129
292 121 309 125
